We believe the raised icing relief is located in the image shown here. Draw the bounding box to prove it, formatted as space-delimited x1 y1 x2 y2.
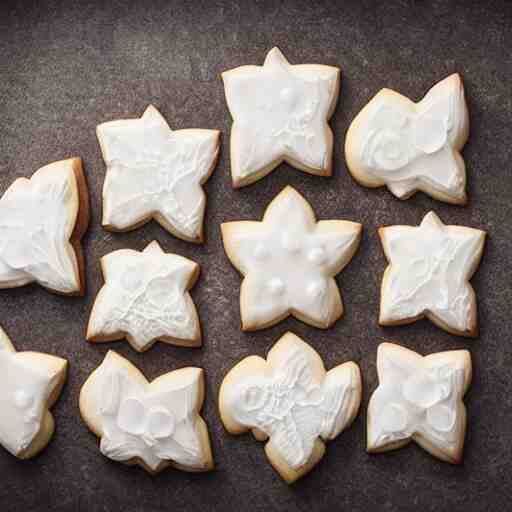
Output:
222 47 340 187
367 343 472 464
0 158 87 294
0 325 67 458
87 240 201 352
219 332 362 483
97 105 220 243
345 74 469 204
79 351 213 474
379 211 486 337
221 186 362 330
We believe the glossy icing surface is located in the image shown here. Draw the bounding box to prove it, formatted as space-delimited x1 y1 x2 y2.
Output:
222 47 339 186
221 186 361 330
379 211 486 335
98 105 219 241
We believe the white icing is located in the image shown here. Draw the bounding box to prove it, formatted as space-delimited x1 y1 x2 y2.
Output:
98 105 219 241
221 186 361 329
87 240 200 351
347 74 469 203
222 47 339 186
83 351 208 472
0 327 66 457
380 211 486 334
0 159 81 293
222 334 360 470
368 343 470 459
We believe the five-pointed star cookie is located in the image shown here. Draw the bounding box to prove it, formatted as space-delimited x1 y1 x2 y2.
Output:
367 342 472 464
80 350 214 474
0 158 89 295
222 47 340 187
87 240 201 352
345 74 469 204
219 332 362 483
221 186 362 330
97 105 220 243
0 325 67 459
379 211 486 337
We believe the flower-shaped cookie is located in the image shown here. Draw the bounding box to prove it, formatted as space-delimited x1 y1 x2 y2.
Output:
97 105 220 242
0 325 67 459
219 332 361 483
87 240 201 352
379 211 486 337
221 186 362 330
0 158 89 294
367 343 472 464
345 74 469 204
222 47 340 187
80 351 213 474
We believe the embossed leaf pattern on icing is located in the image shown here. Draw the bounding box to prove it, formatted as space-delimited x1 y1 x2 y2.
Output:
0 163 79 292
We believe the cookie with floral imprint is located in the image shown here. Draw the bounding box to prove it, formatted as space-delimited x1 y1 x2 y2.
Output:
97 105 220 243
367 342 472 464
345 74 469 204
0 157 89 295
80 351 214 474
87 240 201 352
219 332 362 483
222 47 340 187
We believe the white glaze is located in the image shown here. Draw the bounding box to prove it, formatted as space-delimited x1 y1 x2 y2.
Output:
222 47 340 187
97 105 219 242
346 74 469 204
0 159 81 293
367 343 471 462
379 211 486 335
81 351 210 472
87 240 200 351
221 186 362 330
221 333 361 471
0 326 67 457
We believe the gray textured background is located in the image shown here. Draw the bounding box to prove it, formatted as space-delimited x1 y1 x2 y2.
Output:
0 1 511 511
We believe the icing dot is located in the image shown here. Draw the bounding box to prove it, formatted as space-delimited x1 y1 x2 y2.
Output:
380 403 408 432
147 407 175 439
308 247 326 265
254 243 268 261
267 278 285 296
402 372 441 409
117 397 146 435
14 390 34 409
243 386 267 411
281 233 301 253
279 87 297 108
426 403 456 432
307 280 325 298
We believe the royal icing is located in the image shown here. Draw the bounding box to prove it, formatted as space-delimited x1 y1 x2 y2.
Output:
221 186 362 330
87 240 201 352
367 343 471 463
222 47 340 187
220 332 361 480
0 326 67 458
80 351 212 473
345 74 469 204
0 158 84 294
379 211 486 336
97 105 220 242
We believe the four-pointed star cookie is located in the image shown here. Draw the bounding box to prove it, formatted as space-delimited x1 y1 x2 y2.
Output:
222 47 340 187
0 325 67 459
379 211 486 337
87 240 201 352
219 332 362 483
345 74 469 204
221 186 362 330
97 105 220 242
367 342 472 464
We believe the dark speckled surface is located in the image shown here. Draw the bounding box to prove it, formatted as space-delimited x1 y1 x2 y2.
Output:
0 0 511 510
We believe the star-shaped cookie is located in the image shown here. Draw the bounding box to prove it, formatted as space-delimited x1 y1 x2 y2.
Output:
345 74 469 204
219 332 362 483
367 342 471 464
0 325 67 459
221 186 362 330
80 350 214 474
222 47 340 187
97 105 220 243
379 211 486 336
87 240 201 352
